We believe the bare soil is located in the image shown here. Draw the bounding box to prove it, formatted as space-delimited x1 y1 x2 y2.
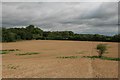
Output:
1 40 118 78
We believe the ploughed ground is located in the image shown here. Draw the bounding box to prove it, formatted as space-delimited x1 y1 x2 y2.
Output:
1 40 118 78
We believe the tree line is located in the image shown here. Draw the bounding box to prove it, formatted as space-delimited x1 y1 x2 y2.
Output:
1 25 120 42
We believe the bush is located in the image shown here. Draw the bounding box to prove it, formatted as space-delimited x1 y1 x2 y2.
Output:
96 44 107 57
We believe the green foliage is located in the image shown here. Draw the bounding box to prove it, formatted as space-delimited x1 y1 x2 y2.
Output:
16 52 39 56
2 49 19 51
96 44 107 57
0 49 20 54
57 55 120 61
82 56 120 61
2 25 120 42
111 34 120 42
57 56 79 59
2 25 43 42
0 51 8 54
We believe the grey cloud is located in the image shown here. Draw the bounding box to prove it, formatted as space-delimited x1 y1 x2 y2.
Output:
2 2 118 35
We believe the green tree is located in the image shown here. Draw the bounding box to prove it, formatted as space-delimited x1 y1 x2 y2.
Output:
2 25 120 42
111 34 120 42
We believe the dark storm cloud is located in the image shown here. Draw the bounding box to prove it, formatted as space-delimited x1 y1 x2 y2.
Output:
2 2 118 35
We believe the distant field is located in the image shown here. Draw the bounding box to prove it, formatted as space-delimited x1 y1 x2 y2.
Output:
1 40 119 78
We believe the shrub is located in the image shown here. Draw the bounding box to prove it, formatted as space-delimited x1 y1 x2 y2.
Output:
96 44 107 58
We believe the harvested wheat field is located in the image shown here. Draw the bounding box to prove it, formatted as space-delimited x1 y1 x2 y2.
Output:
1 40 119 78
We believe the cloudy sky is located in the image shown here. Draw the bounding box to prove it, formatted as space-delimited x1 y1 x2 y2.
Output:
2 2 118 35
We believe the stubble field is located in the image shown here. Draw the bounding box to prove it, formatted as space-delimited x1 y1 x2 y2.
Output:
1 40 119 78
